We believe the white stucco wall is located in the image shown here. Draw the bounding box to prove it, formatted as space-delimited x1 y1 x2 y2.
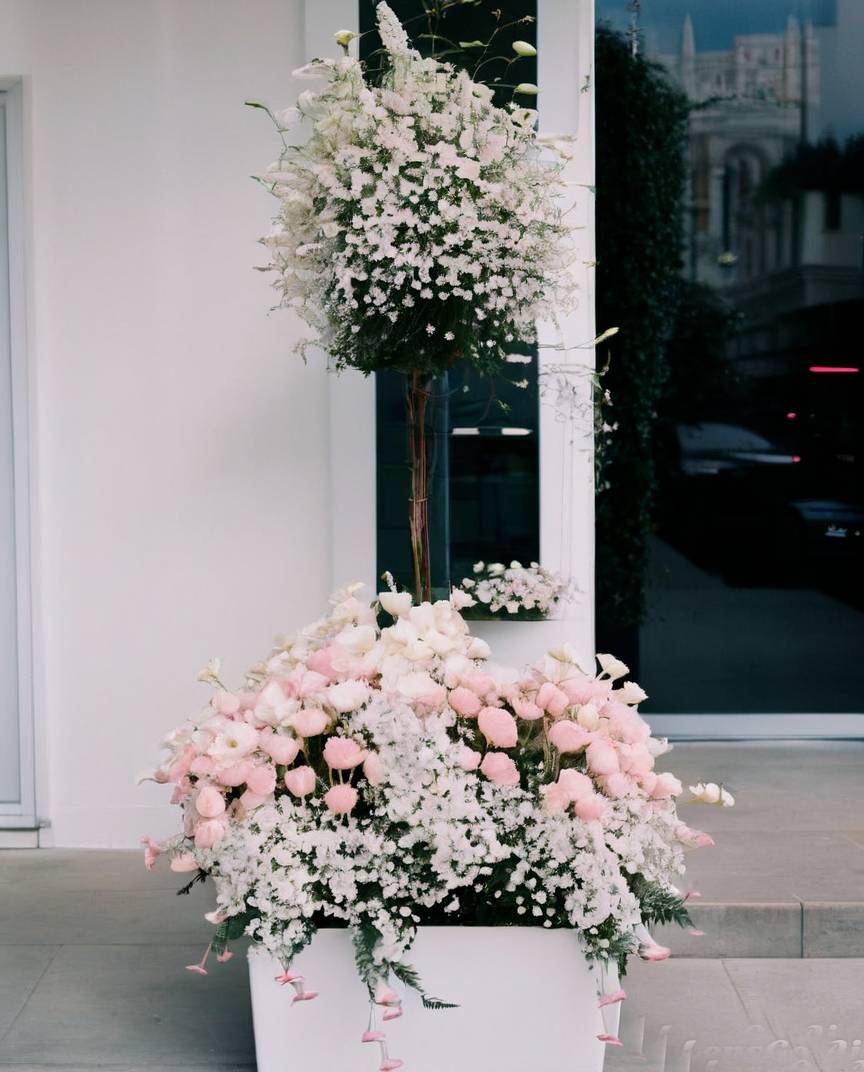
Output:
0 0 331 846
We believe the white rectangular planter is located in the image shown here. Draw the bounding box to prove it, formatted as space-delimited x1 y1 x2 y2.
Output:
249 927 619 1072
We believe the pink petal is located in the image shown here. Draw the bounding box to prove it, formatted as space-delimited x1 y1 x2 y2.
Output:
597 1034 622 1046
684 889 702 900
687 929 705 937
382 1006 403 1022
216 950 234 962
597 988 627 1007
380 1061 404 1071
185 964 208 976
275 971 303 985
292 991 318 1003
361 1030 386 1043
639 942 672 962
376 987 400 1006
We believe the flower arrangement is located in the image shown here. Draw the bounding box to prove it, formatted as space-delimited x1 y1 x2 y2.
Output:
250 3 574 600
143 584 720 1053
456 560 574 620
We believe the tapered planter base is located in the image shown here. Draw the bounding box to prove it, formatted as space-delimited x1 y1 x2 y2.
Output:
249 927 617 1072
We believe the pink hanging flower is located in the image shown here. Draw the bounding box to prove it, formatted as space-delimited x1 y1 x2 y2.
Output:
597 1034 622 1045
361 1030 386 1043
141 836 163 871
597 989 627 1008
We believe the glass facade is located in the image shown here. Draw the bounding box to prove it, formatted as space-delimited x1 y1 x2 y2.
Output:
597 0 864 714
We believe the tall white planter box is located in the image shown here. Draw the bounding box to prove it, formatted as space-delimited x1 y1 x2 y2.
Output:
471 619 578 670
249 927 618 1072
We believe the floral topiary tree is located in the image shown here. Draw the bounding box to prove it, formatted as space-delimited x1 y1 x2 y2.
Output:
250 2 574 600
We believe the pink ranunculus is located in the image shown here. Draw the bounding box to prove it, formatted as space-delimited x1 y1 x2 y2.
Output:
259 731 301 766
238 789 267 812
639 942 671 962
212 690 240 715
478 707 518 749
284 765 316 797
536 681 570 716
479 751 520 787
169 852 198 873
323 737 367 771
602 772 632 799
218 760 253 788
194 818 227 848
306 646 338 681
606 702 650 745
623 743 654 777
547 720 592 754
540 782 570 814
586 739 620 776
195 785 227 819
511 695 544 721
557 768 594 802
293 707 329 738
247 764 278 796
574 792 607 822
674 822 715 848
640 771 658 794
457 746 482 771
651 772 683 799
448 686 482 718
324 784 358 815
190 756 217 777
363 751 385 785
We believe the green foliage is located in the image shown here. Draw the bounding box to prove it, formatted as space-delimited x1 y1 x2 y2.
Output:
629 874 692 929
352 919 459 1009
175 869 207 896
594 23 689 634
759 134 864 199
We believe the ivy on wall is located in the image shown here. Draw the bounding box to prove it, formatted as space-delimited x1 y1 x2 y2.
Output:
594 25 689 640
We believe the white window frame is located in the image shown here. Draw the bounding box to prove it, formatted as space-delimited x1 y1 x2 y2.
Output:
0 80 36 829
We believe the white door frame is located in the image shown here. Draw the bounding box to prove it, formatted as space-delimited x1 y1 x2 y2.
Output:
0 80 36 829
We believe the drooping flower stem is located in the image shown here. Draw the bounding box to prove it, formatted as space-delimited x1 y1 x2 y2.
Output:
406 370 433 603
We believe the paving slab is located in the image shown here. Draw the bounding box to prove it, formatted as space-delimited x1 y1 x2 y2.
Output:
656 902 802 959
803 902 864 958
0 945 254 1067
0 947 61 1038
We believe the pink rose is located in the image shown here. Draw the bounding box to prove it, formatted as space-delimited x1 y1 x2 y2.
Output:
457 746 482 771
363 751 385 785
218 760 253 788
324 784 358 815
547 720 592 754
323 737 367 771
586 739 620 776
293 707 329 738
246 764 277 796
651 772 683 799
511 695 544 721
478 707 518 749
194 818 227 848
284 765 316 797
536 682 570 716
557 768 594 802
574 793 607 822
479 751 520 787
259 732 301 766
195 785 226 819
238 789 267 812
449 686 482 718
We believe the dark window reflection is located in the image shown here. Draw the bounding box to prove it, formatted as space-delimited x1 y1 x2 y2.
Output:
599 0 864 713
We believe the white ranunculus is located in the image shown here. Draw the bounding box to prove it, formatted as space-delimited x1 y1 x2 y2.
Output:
720 787 735 807
327 680 371 713
449 588 475 611
379 590 413 617
335 623 377 655
274 107 300 130
512 40 537 57
701 782 721 804
577 703 600 731
597 653 630 681
615 681 648 705
208 721 258 761
334 29 358 47
467 637 491 659
396 671 446 707
514 83 539 96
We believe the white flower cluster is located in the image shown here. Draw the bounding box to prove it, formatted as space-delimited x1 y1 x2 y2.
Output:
458 560 574 618
256 3 574 376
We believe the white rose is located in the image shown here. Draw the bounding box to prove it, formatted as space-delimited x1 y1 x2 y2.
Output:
274 107 300 130
379 590 413 617
514 83 539 96
720 787 735 807
335 624 377 655
701 782 721 804
512 40 537 57
450 588 476 610
467 637 490 659
597 653 630 681
396 671 446 708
